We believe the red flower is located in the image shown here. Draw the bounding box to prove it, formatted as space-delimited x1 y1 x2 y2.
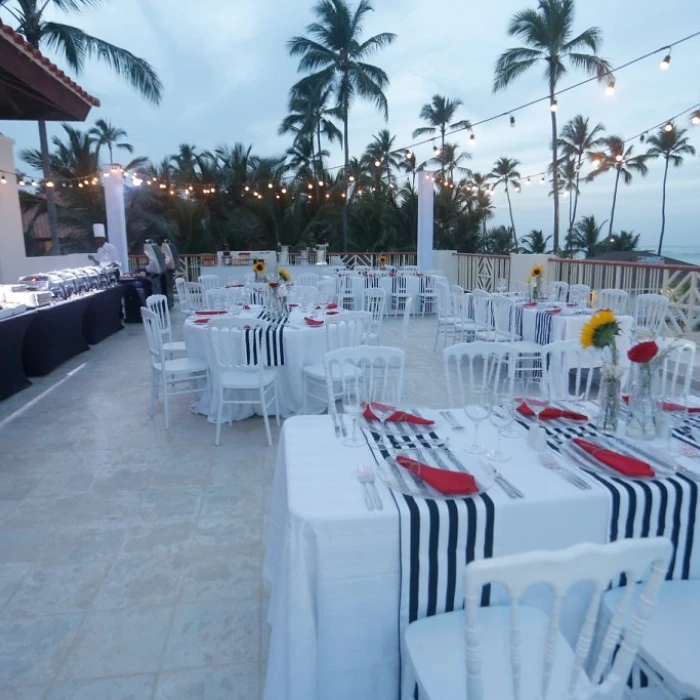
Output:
627 340 659 363
268 281 279 289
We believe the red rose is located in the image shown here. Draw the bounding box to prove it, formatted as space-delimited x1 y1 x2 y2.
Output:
627 340 659 363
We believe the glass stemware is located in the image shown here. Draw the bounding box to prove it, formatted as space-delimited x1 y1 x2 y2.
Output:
342 380 364 448
658 392 689 455
488 392 512 461
464 386 490 454
369 380 398 449
519 378 550 452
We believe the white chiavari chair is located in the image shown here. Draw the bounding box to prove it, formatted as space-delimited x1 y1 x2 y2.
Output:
209 319 280 446
362 288 387 345
451 291 476 345
205 288 237 311
657 337 696 395
417 274 439 317
594 289 628 316
146 294 186 357
633 293 669 339
471 290 493 335
317 278 335 305
569 284 591 309
336 274 357 310
140 308 209 430
548 281 569 302
540 338 597 401
402 538 672 700
198 274 220 293
400 296 414 351
183 281 205 312
296 272 319 287
289 285 319 309
174 277 189 314
301 318 367 414
389 275 412 316
434 281 457 351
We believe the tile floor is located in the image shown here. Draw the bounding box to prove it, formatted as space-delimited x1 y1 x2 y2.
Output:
0 307 446 699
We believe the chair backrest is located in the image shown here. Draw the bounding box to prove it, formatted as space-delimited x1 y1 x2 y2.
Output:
419 274 436 294
596 289 628 316
424 269 444 277
657 338 696 395
392 275 408 294
145 294 172 341
634 294 669 337
400 296 413 350
354 265 371 274
549 281 569 302
183 282 205 312
289 285 319 307
362 288 386 323
297 272 319 287
209 321 268 380
198 274 220 293
443 341 513 407
140 307 166 369
451 284 464 296
472 292 492 329
325 317 366 352
205 288 238 311
324 345 405 409
462 538 672 700
541 338 597 401
491 295 516 340
175 277 189 313
569 284 591 308
317 278 335 304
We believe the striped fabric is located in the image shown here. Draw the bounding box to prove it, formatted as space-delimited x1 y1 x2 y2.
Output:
533 309 553 345
244 315 287 366
512 305 523 337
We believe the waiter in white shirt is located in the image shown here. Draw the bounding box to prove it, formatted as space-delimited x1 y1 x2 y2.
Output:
88 223 120 271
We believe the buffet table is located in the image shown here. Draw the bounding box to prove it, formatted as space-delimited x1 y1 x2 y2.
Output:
83 285 125 344
0 310 37 400
22 295 92 376
263 412 700 700
183 307 352 421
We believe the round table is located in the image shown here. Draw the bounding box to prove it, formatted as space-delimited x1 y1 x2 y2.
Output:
183 307 350 422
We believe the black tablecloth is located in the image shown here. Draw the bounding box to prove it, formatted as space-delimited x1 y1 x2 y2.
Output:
83 286 125 344
0 310 37 401
23 296 92 377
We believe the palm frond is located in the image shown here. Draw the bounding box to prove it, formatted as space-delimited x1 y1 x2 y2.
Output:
565 52 611 80
355 32 397 57
493 49 541 91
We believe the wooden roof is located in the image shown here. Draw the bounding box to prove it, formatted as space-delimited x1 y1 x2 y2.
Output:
0 20 100 121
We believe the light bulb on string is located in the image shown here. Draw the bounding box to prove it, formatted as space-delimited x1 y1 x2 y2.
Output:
268 183 273 189
318 180 324 187
514 184 521 193
615 153 623 162
526 177 531 186
539 176 545 184
78 183 84 188
307 183 313 190
692 111 700 126
469 132 476 143
244 185 250 192
432 145 441 156
405 150 412 159
591 158 601 169
550 99 558 112
46 181 55 188
640 133 646 143
605 78 616 96
509 115 515 127
349 175 355 182
281 187 287 194
665 121 674 132
0 175 6 184
159 183 167 189
31 179 37 187
660 51 671 70
374 159 382 167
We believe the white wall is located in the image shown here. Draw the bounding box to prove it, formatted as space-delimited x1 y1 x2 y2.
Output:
433 250 458 285
509 253 550 290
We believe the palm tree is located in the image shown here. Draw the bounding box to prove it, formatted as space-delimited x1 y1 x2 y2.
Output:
489 157 521 245
170 145 202 183
557 115 606 240
571 214 605 258
88 119 134 165
288 0 396 249
413 95 470 178
644 126 696 256
2 0 162 254
608 230 640 252
279 81 342 179
427 143 471 184
364 129 402 187
587 136 648 240
493 0 611 252
520 229 552 254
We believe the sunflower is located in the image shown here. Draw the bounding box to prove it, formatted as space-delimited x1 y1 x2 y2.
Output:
378 254 387 265
530 265 543 278
580 308 620 350
253 260 265 274
279 268 290 282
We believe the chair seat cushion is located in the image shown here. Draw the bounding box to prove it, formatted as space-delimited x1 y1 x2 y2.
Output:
406 605 592 700
603 580 700 697
220 367 276 389
303 363 362 381
156 357 208 374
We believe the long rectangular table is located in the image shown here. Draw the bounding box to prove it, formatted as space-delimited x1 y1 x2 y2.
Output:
0 310 37 401
263 411 699 700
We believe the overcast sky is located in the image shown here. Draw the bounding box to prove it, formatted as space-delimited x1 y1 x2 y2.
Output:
2 0 700 253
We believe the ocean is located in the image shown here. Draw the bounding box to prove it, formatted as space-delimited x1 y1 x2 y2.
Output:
657 246 700 266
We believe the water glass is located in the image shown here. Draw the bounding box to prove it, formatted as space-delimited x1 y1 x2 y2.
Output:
464 386 490 454
342 381 364 448
488 393 512 461
658 393 689 455
370 381 398 449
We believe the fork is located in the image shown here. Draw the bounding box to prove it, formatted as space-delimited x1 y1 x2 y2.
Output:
362 464 383 510
440 410 465 432
539 452 591 490
356 466 374 511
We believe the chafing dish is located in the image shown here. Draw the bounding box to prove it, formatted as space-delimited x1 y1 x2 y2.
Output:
68 268 91 293
50 271 78 298
76 266 101 290
103 263 120 286
18 273 66 300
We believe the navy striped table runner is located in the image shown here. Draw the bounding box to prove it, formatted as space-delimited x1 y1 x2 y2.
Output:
243 314 288 366
533 309 553 345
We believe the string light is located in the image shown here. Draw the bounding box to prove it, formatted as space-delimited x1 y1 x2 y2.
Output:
539 176 545 184
640 133 646 143
307 183 313 190
268 183 273 189
664 121 674 132
46 181 55 188
318 180 324 187
244 185 250 192
550 99 559 112
468 132 476 144
605 78 616 96
0 176 6 184
692 111 700 125
660 51 671 70
509 115 515 127
615 154 623 162
349 175 355 182
374 159 382 167
526 178 531 186
281 187 287 194
432 146 441 155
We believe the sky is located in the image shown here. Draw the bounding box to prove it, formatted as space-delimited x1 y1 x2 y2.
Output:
1 0 700 254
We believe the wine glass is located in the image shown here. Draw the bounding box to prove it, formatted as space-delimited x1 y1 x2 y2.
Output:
658 392 689 455
496 278 507 295
521 377 550 452
464 386 490 454
488 392 512 461
342 380 364 448
369 379 398 449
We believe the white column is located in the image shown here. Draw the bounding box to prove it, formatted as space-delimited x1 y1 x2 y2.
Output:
417 171 435 271
0 136 26 284
100 166 129 271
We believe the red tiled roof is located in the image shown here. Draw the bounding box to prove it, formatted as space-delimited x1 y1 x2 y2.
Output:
0 19 100 108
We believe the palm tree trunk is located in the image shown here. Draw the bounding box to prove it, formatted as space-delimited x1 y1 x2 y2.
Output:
609 168 621 239
316 123 323 176
108 144 114 164
569 160 582 251
549 91 560 253
505 184 517 247
657 158 670 256
38 120 61 256
342 99 349 251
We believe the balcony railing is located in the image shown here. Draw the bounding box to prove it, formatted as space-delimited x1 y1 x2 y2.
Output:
454 253 510 293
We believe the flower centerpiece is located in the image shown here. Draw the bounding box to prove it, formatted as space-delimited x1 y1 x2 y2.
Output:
581 309 622 435
527 264 544 302
253 259 266 281
624 340 659 439
267 267 290 320
378 254 387 269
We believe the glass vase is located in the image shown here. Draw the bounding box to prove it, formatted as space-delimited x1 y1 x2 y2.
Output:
624 363 658 440
597 372 621 436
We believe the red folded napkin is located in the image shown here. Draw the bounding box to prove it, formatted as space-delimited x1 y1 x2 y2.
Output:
326 310 339 315
327 303 338 309
194 318 209 324
288 303 299 307
621 396 700 413
243 304 251 310
523 302 537 308
304 317 324 327
196 310 227 316
395 456 478 495
363 404 434 424
572 438 655 477
567 302 576 307
517 403 588 421
546 307 562 314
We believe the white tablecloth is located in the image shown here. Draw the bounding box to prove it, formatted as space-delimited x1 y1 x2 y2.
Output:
263 413 617 700
183 308 343 421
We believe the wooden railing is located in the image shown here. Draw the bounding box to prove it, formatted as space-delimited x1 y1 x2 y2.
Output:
454 253 511 292
549 257 700 334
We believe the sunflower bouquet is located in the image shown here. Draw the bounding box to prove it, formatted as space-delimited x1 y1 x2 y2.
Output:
378 254 388 267
253 259 266 276
580 309 621 365
527 264 544 301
